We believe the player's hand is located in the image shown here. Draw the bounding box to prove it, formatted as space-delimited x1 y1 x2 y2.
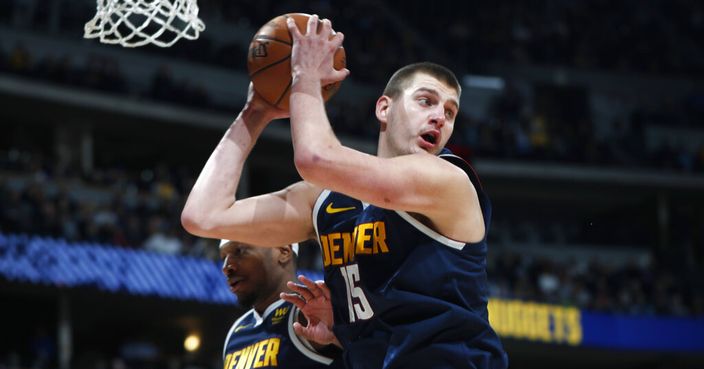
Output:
287 15 350 86
244 82 289 120
281 275 341 347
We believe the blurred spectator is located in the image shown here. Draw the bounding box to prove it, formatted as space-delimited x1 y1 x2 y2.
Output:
142 216 182 255
8 43 31 75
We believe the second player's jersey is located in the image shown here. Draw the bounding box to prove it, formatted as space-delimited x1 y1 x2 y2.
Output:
312 151 508 369
223 300 340 369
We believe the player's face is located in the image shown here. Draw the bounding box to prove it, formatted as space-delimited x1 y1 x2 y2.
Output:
220 242 278 308
384 73 459 156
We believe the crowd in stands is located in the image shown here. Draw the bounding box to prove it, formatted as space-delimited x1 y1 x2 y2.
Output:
489 251 703 317
0 41 218 111
385 0 704 77
4 0 703 79
2 42 129 94
448 82 704 172
0 147 217 260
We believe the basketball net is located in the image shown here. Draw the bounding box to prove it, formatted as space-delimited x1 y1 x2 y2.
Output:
84 0 205 48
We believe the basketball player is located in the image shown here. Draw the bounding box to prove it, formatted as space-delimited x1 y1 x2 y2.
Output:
182 15 508 369
219 240 342 369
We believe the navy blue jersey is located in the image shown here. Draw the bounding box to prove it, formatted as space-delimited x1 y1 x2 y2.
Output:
312 151 508 369
223 300 341 369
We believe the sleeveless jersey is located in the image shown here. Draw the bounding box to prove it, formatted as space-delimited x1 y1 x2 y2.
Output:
312 151 508 369
223 299 341 369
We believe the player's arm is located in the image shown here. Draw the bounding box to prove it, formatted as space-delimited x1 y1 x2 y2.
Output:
181 86 321 247
287 17 483 243
294 138 482 243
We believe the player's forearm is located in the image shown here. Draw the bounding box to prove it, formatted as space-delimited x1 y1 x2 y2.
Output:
181 108 270 237
289 76 344 184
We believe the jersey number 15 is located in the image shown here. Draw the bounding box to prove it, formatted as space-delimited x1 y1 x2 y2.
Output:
340 264 374 322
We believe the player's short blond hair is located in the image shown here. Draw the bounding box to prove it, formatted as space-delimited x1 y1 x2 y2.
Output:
383 62 461 99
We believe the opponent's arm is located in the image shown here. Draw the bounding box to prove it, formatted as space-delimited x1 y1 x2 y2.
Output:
181 86 320 247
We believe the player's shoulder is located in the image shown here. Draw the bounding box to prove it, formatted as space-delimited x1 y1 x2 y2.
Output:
230 300 293 331
405 150 473 181
438 148 469 168
287 180 325 205
265 299 296 326
226 308 258 338
438 148 485 191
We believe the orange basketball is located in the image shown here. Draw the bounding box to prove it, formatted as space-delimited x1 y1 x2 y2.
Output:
247 13 346 111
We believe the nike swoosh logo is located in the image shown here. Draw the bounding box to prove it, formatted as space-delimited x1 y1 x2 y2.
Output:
326 203 356 214
234 324 251 332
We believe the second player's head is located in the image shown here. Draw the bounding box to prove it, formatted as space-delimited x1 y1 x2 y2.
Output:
220 240 297 311
376 62 461 157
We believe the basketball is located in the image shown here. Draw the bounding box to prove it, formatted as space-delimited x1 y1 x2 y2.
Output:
247 13 347 111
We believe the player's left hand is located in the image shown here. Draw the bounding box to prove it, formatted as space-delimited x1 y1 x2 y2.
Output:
281 275 341 347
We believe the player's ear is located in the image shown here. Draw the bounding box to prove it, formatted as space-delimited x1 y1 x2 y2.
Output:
376 95 391 124
276 246 293 265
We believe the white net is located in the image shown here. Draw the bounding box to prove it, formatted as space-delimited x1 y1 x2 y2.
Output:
84 0 205 48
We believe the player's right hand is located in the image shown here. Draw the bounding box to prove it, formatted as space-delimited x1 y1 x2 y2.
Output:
281 275 341 348
245 82 290 120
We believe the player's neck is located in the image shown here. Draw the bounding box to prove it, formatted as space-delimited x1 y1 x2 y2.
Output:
376 137 393 158
253 292 283 315
252 277 291 315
